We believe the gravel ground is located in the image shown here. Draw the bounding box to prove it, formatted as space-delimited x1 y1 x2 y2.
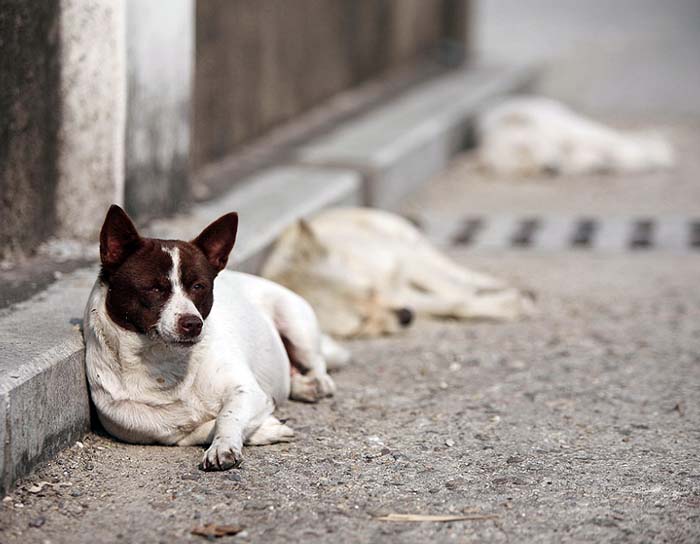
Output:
0 250 698 543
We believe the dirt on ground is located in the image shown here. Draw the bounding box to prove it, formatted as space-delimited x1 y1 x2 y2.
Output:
0 251 698 543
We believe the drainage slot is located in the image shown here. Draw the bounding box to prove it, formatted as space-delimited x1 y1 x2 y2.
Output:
452 217 483 245
571 218 597 247
630 219 654 249
511 218 540 247
691 221 700 248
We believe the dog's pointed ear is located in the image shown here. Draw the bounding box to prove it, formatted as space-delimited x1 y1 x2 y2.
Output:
100 205 142 271
192 212 238 272
296 218 327 258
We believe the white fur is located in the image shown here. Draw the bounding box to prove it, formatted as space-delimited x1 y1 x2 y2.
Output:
84 269 341 469
157 247 202 342
262 208 535 339
477 96 674 177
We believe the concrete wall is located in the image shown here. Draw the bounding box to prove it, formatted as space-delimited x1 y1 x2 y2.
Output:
0 0 125 260
193 0 445 174
0 1 62 261
474 0 700 117
124 0 194 222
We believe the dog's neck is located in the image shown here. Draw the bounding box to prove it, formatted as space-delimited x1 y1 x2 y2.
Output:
86 281 201 396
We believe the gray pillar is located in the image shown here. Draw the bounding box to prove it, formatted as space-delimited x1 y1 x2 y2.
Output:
55 0 126 239
124 0 194 222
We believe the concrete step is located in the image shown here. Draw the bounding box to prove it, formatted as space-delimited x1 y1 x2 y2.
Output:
298 64 536 209
0 165 360 493
147 165 361 272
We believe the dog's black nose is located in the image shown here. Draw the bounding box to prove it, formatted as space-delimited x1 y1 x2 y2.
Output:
179 314 203 337
394 307 414 327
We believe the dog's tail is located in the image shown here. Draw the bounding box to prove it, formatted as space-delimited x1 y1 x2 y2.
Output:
321 335 352 371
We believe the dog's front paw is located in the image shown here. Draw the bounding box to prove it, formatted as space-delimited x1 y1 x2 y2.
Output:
201 440 243 471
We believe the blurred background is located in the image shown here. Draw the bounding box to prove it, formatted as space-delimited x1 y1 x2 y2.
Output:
477 0 700 118
1 0 699 270
1 1 700 533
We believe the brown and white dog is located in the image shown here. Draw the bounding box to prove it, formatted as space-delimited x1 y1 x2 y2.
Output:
83 205 346 470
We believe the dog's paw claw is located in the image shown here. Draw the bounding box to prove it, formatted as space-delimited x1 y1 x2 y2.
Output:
200 443 243 471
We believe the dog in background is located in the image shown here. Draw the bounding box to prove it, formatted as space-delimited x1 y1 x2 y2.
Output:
477 96 674 177
84 205 347 471
262 207 534 339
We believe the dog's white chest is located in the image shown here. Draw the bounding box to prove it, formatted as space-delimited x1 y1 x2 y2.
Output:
84 271 292 444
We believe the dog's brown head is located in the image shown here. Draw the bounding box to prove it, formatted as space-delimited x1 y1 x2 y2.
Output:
99 205 238 344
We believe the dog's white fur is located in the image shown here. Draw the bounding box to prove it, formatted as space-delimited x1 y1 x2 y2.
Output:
262 208 534 338
477 96 674 177
84 262 343 470
157 247 202 342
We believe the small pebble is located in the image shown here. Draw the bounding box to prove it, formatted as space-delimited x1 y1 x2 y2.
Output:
29 516 46 528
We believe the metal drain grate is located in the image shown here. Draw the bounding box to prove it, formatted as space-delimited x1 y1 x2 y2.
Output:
452 218 483 245
630 219 654 249
571 218 597 247
691 221 700 248
441 215 700 251
511 218 540 247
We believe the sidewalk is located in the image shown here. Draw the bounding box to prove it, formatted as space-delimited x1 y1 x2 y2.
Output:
2 121 699 541
0 253 697 543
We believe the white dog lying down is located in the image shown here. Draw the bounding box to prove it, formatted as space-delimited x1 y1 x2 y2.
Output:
84 206 346 471
477 96 674 176
262 207 534 338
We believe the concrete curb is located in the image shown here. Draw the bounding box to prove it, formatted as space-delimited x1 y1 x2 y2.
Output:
147 165 361 272
0 269 93 495
298 65 536 209
0 165 360 493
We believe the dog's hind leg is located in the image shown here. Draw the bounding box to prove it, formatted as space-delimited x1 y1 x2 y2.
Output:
392 283 533 321
246 416 295 445
406 248 507 292
272 292 336 401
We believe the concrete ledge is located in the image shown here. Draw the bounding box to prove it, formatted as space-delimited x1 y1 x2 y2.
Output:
0 269 93 494
147 165 362 272
298 65 536 209
0 165 360 493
